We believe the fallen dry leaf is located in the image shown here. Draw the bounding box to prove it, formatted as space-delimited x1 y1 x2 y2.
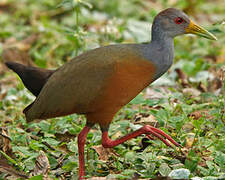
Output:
175 68 189 87
1 34 39 74
0 91 7 102
145 86 171 100
197 81 207 92
31 151 50 180
55 131 76 143
198 156 214 167
168 148 187 164
92 145 119 162
182 122 194 133
185 133 195 148
88 177 108 180
0 127 11 153
208 77 223 93
182 87 201 97
3 34 39 51
134 113 158 127
0 160 28 179
2 47 33 66
189 111 203 120
189 110 213 120
206 65 224 94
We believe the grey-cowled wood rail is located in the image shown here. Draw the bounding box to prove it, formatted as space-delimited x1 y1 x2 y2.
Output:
5 8 216 179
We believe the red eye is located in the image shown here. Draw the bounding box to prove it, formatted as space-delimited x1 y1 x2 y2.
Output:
174 17 184 24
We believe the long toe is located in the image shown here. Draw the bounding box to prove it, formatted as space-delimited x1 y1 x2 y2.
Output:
146 134 172 147
143 125 180 147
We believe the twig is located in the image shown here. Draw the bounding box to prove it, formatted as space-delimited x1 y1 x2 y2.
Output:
0 132 11 141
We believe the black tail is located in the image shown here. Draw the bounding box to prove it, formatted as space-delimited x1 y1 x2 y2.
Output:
5 61 55 96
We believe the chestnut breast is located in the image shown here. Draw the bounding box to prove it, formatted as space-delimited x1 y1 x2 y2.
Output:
86 55 156 126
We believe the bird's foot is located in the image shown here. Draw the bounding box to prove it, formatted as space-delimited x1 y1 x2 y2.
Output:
143 125 181 147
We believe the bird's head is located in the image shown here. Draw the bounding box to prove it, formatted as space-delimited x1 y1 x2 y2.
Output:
153 8 217 40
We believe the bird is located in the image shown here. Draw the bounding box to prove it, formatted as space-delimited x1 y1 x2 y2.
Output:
5 8 216 179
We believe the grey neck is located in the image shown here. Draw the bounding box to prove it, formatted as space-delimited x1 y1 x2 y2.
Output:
145 22 175 81
151 23 174 49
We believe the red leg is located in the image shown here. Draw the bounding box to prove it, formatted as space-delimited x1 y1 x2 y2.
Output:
102 125 180 148
78 126 92 179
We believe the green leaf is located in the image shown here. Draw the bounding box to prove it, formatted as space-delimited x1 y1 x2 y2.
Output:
155 109 169 126
130 94 145 105
12 146 33 157
62 160 77 171
214 152 225 167
159 163 171 176
28 175 43 180
29 140 45 150
42 138 60 146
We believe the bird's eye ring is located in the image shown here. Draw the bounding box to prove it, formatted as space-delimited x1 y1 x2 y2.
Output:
174 17 184 24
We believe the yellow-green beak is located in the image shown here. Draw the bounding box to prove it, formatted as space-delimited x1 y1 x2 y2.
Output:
185 20 217 40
